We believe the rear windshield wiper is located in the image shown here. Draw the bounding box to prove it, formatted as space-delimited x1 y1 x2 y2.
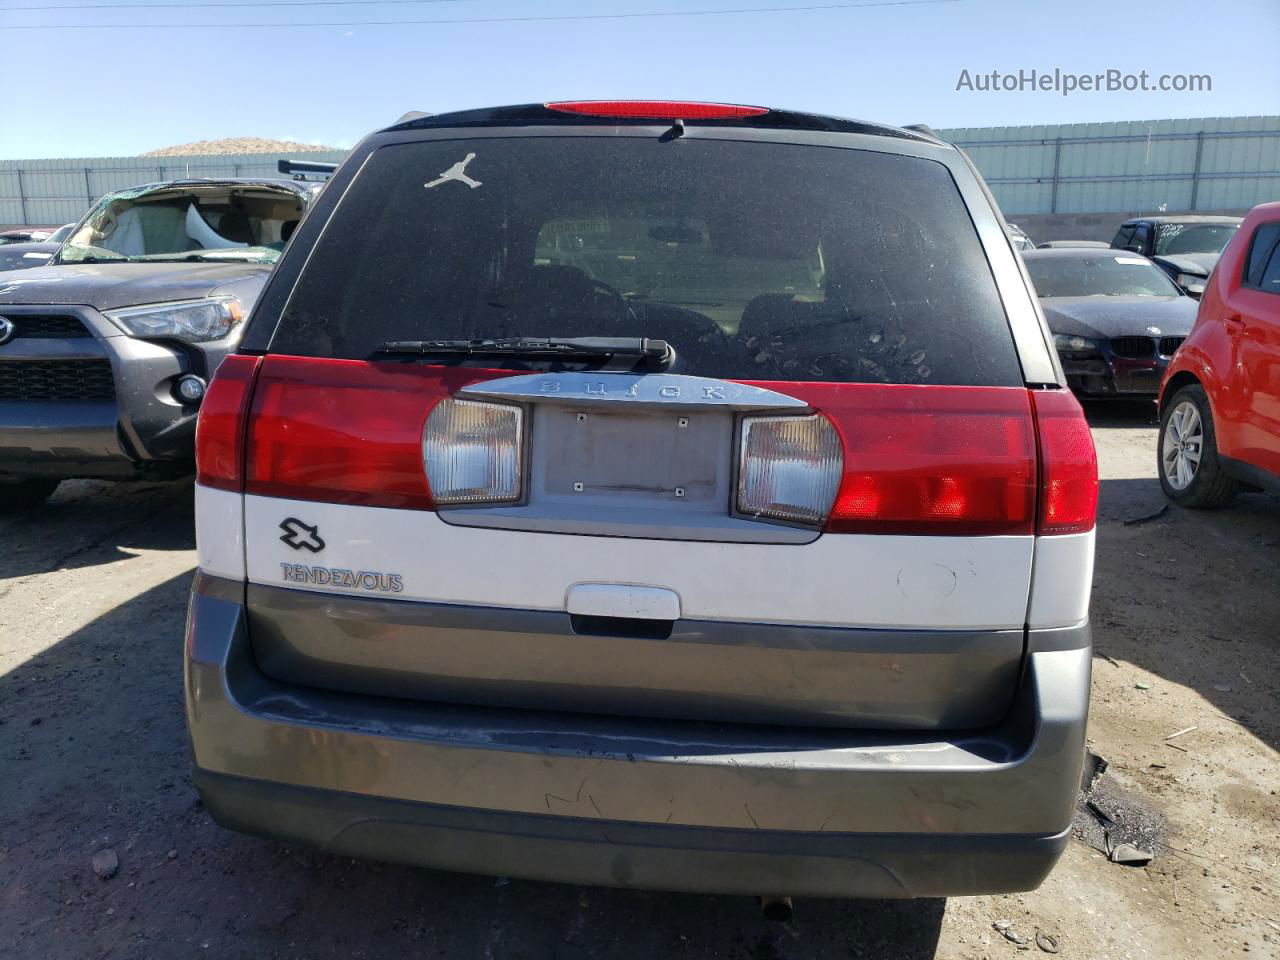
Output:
375 337 673 362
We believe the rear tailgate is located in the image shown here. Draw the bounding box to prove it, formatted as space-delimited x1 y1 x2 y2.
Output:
233 357 1039 729
205 125 1093 730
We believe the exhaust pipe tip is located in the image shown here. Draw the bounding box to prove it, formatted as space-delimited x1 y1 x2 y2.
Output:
759 895 793 923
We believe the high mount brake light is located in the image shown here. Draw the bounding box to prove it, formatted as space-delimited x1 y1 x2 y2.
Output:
545 101 770 120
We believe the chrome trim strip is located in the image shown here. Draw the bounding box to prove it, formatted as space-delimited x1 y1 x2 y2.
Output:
459 372 808 411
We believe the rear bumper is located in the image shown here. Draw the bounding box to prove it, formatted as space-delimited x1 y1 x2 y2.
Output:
195 768 1072 898
186 572 1091 898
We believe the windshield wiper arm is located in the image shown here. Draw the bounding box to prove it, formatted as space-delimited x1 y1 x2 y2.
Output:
375 337 673 361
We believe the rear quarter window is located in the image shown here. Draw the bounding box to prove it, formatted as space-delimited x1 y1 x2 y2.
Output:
1244 222 1280 294
271 136 1024 386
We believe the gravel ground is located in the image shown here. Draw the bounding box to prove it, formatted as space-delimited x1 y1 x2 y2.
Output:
1 398 1277 960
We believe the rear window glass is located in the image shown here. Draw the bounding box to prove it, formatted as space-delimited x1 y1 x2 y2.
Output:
1244 222 1280 292
272 137 1023 385
1025 254 1180 298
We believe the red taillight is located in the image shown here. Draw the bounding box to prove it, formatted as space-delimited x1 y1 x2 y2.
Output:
1031 389 1098 535
545 100 769 120
757 383 1039 536
243 356 510 509
195 354 261 491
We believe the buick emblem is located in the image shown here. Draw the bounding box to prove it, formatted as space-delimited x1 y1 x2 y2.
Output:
279 517 325 553
0 316 14 346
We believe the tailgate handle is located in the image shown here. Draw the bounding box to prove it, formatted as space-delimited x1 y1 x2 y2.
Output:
565 583 681 621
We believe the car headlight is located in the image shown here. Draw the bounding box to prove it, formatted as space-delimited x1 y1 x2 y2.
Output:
1054 333 1099 352
105 297 244 343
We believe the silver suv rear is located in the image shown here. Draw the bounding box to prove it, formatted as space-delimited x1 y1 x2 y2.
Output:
184 101 1098 898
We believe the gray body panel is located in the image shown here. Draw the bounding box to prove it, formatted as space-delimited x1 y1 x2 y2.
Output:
196 769 1071 899
246 583 1025 730
188 573 1090 897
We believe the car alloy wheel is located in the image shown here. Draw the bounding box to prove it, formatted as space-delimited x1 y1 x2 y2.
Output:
1162 400 1203 491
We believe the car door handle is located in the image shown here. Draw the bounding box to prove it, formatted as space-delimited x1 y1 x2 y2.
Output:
1224 315 1246 333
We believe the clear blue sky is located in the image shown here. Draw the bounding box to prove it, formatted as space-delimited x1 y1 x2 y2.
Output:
2 0 1277 159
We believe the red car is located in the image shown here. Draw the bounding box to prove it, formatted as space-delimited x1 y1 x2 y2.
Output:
1158 201 1280 505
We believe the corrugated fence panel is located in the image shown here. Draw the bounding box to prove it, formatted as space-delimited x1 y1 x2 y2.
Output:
27 199 90 225
1198 175 1280 211
938 115 1280 216
988 181 1052 215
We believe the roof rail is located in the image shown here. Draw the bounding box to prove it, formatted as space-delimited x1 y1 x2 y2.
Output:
277 158 338 181
902 123 944 142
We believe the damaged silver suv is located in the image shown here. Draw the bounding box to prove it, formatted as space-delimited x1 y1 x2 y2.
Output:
185 102 1099 899
0 177 314 506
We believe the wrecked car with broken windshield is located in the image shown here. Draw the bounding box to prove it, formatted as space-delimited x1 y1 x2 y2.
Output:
0 177 316 507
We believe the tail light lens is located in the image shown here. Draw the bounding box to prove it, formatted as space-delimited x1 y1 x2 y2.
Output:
737 414 842 525
242 356 509 508
754 383 1039 536
195 354 261 491
423 398 523 505
1031 389 1098 534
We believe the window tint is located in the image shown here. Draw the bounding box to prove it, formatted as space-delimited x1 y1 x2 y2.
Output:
1026 254 1180 298
1111 226 1136 249
1244 223 1280 294
273 137 1023 386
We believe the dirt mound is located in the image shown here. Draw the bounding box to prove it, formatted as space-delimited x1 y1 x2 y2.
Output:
141 137 338 157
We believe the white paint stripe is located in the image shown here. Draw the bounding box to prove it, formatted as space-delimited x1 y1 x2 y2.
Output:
243 495 1039 630
1027 530 1095 629
195 484 245 581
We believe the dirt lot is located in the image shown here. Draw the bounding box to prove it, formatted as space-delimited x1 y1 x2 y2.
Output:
1 399 1277 960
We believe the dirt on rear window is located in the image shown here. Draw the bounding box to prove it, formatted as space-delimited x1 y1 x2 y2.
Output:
271 136 1022 386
